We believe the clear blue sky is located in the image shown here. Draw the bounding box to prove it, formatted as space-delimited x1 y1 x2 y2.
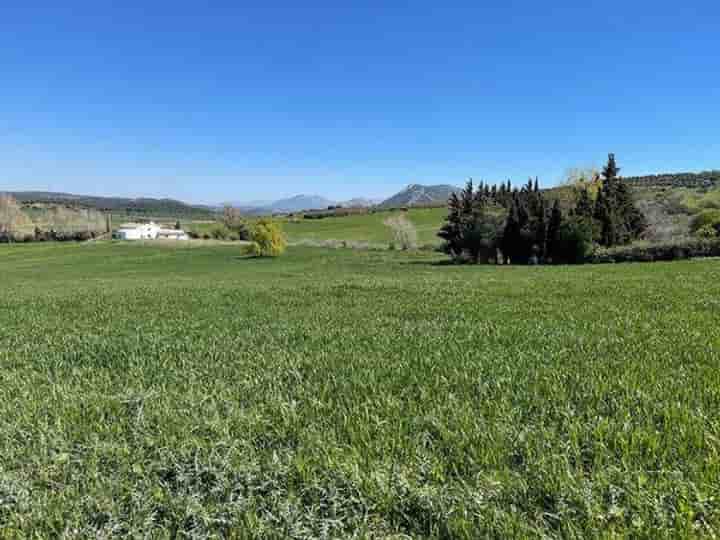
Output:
2 2 718 204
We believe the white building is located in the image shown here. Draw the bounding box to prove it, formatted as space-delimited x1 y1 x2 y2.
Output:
114 222 190 241
157 228 189 240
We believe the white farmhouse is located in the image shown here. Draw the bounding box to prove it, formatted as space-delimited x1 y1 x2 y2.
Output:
114 222 161 240
114 222 189 241
157 228 189 240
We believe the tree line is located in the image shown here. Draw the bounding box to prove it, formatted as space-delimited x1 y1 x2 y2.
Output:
439 154 647 264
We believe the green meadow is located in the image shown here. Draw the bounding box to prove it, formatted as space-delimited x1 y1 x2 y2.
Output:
1 242 719 538
282 207 447 246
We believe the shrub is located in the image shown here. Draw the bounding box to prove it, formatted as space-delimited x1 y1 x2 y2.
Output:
591 238 720 263
247 219 287 257
695 224 718 239
210 226 229 240
690 210 720 235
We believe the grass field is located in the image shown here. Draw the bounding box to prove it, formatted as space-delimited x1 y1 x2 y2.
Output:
282 207 447 246
1 243 720 537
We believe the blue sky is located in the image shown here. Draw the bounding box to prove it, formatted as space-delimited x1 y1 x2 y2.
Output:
2 2 719 204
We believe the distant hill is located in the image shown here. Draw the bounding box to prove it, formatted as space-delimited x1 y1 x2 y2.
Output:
7 191 215 219
268 194 336 212
622 170 720 189
341 197 380 208
230 194 379 214
379 184 459 208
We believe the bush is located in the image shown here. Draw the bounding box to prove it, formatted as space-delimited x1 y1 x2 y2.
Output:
210 226 229 240
591 239 720 263
695 224 718 239
246 219 287 257
690 210 720 235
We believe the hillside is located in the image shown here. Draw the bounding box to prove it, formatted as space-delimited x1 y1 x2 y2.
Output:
231 195 379 214
283 207 448 246
8 191 215 219
623 170 720 189
378 184 459 208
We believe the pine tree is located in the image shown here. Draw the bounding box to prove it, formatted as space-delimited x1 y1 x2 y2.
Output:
534 177 540 193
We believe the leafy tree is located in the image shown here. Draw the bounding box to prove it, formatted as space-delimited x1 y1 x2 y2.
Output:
222 204 249 240
0 194 29 241
247 219 287 257
384 214 418 250
554 218 593 264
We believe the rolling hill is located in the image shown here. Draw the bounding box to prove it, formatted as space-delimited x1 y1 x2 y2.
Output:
7 191 215 219
378 184 459 208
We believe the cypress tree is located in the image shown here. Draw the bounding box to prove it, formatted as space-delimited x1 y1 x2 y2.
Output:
438 191 463 258
575 188 594 220
460 179 474 223
534 197 547 258
602 153 620 181
502 200 521 264
516 194 529 229
546 200 563 262
594 153 646 246
616 180 647 241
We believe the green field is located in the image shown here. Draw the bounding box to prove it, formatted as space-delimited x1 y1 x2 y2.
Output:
283 207 447 246
1 243 720 537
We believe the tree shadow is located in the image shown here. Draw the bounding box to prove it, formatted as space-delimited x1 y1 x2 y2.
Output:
401 259 459 267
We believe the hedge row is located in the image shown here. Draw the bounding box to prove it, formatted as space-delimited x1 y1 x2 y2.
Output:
0 230 101 243
590 239 720 263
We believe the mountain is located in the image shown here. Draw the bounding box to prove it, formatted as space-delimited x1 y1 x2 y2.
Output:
267 194 336 212
7 191 215 219
341 197 381 208
230 195 379 214
379 184 459 208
